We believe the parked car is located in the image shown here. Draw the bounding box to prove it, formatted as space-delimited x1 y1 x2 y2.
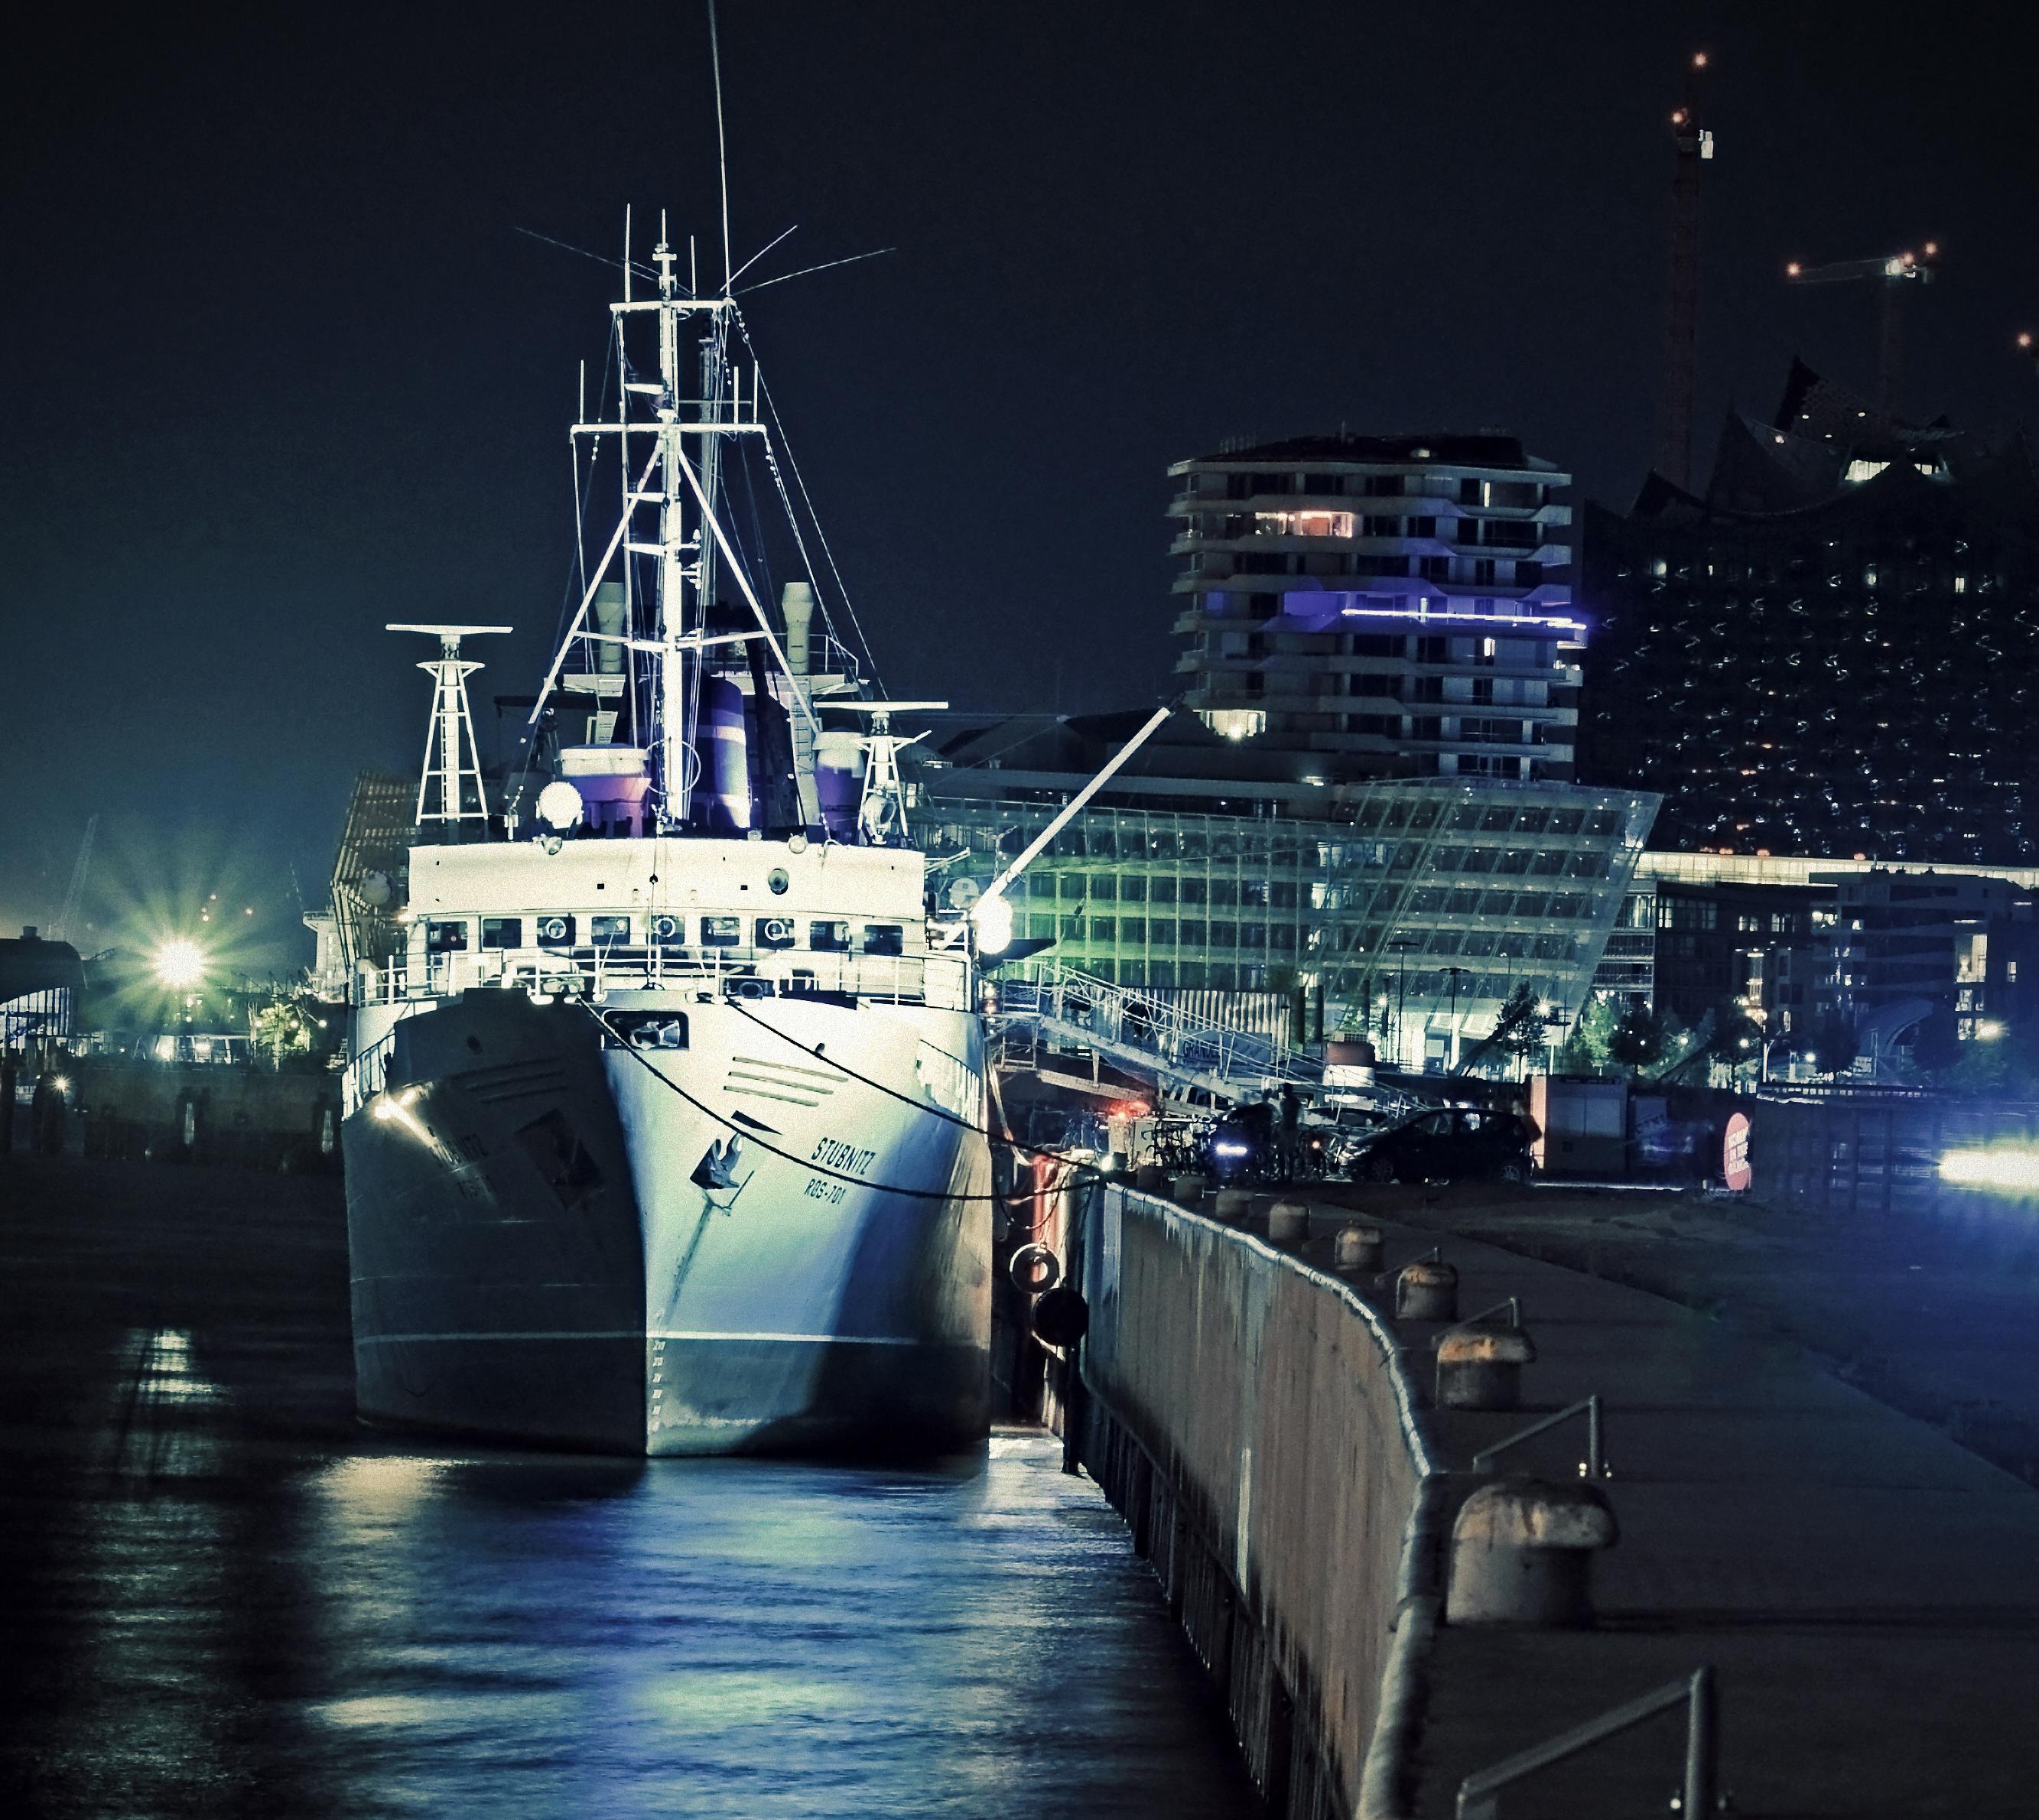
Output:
1349 1103 1532 1185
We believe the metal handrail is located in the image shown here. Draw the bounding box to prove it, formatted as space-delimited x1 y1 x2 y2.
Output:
360 942 973 1012
341 1029 395 1117
996 961 1320 1089
1470 1393 1606 1480
1443 1296 1520 1336
1455 1666 1718 1820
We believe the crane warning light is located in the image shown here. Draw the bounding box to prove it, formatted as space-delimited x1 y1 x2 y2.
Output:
1693 51 1709 68
2019 332 2034 350
1786 262 1803 278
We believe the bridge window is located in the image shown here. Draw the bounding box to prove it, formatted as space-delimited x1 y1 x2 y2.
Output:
591 915 631 945
480 918 522 951
702 917 742 947
536 915 576 947
425 920 468 953
863 924 905 957
810 920 850 952
650 915 688 947
756 917 797 951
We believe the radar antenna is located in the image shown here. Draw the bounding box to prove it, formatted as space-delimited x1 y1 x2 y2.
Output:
387 624 511 833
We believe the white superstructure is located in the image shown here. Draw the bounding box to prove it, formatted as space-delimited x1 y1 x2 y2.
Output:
338 216 994 1456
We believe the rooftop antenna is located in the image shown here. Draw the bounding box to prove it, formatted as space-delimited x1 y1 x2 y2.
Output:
387 624 511 834
709 0 732 295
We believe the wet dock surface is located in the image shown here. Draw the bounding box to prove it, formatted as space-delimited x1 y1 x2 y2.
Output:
0 1158 1254 1818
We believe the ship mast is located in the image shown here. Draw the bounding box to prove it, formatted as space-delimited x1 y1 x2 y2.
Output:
528 220 816 835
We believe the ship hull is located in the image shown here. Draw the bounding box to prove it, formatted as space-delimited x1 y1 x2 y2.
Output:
343 986 993 1456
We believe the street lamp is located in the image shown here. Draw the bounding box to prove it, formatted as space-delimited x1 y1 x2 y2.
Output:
1542 1003 1571 1076
1387 938 1420 1071
153 941 206 991
1443 965 1472 1071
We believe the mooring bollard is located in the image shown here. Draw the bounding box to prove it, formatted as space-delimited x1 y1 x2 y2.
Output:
1334 1223 1384 1272
1134 1163 1166 1192
1394 1253 1459 1321
1445 1476 1617 1627
1267 1201 1309 1243
1436 1324 1537 1410
1170 1172 1208 1204
1213 1188 1252 1223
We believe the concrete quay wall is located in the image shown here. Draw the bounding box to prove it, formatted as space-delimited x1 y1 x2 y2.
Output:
1072 1186 1434 1819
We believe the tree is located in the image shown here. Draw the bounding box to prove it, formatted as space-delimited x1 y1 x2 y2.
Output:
1608 1004 1667 1073
249 992 316 1067
1488 982 1546 1066
1911 1008 1963 1075
1806 1013 1857 1077
1556 995 1619 1074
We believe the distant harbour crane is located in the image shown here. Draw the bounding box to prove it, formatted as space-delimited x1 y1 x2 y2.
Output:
1784 242 1940 414
47 814 97 947
1657 51 1715 493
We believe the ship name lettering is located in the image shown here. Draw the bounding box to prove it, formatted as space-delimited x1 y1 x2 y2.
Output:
809 1136 877 1176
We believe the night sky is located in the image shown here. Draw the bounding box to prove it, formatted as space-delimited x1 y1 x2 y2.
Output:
5 2 2034 965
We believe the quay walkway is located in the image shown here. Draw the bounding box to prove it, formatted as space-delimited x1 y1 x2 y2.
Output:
1068 1180 2039 1816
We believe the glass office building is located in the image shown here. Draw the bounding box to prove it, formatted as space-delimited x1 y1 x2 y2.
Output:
921 773 1657 1070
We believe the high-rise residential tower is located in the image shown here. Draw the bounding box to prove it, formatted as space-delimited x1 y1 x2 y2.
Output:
1169 433 1581 785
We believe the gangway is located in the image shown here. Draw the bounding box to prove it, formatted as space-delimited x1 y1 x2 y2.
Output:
990 962 1426 1123
990 962 1309 1108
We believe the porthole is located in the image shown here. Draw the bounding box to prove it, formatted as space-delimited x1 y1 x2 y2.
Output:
767 868 790 895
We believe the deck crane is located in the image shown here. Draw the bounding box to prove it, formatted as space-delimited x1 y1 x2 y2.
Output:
47 814 97 946
1657 51 1715 492
1785 242 1940 414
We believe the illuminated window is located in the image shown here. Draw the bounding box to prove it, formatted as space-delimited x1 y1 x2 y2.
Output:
1845 460 1888 484
1200 708 1268 741
1254 509 1355 538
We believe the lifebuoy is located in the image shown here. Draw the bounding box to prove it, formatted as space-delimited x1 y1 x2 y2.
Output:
1007 1243 1062 1295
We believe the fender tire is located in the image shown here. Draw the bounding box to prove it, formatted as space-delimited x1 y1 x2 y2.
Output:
1008 1243 1062 1295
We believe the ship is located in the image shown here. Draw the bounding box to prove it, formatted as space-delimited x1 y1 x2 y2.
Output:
337 223 997 1456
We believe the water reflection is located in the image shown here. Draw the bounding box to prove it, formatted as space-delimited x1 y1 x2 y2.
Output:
300 1432 1249 1816
0 1165 1249 1819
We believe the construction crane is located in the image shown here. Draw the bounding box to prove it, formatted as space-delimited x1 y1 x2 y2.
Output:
1657 51 1715 493
1784 242 1940 414
47 814 97 946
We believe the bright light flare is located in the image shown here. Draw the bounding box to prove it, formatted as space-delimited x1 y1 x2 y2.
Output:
1937 1148 2039 1192
971 894 1014 957
153 940 207 990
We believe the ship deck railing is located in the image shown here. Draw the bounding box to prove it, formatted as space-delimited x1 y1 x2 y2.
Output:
357 943 974 1019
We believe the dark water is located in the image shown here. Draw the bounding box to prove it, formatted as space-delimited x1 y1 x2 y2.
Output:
0 1160 1254 1818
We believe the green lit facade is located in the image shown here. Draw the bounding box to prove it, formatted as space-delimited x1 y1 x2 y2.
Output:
922 776 1657 1068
